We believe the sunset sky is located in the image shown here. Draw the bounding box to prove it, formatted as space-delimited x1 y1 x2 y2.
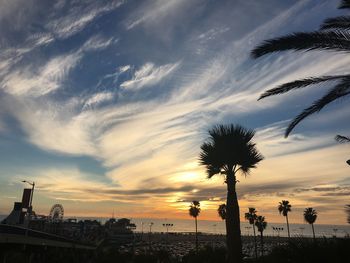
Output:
0 0 349 225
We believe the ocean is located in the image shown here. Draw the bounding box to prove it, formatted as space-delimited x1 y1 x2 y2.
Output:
124 218 350 238
1 215 348 238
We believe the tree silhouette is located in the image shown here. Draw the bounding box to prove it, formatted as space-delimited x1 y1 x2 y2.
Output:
346 204 350 224
278 200 292 238
251 0 350 137
303 207 317 241
218 204 227 220
189 200 201 253
244 208 258 260
255 215 267 256
199 124 263 263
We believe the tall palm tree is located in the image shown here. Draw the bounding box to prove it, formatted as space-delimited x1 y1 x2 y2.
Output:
303 207 317 241
189 200 201 253
218 204 227 220
244 208 258 260
251 0 350 137
278 200 292 238
199 124 264 263
255 215 267 256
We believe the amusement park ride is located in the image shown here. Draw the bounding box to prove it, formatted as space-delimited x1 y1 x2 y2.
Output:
1 181 65 225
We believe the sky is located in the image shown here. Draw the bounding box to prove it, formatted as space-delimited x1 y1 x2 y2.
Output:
0 0 349 225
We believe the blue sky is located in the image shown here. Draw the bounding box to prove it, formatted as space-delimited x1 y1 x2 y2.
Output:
0 0 349 224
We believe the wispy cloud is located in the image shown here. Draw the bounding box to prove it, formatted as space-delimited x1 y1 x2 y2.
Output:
46 0 123 39
120 62 180 90
124 0 189 30
2 52 81 97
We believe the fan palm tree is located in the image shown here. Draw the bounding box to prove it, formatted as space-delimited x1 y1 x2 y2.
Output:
278 200 292 238
218 204 227 220
251 0 350 137
255 215 267 256
199 124 264 263
189 200 201 253
303 207 317 241
244 208 258 260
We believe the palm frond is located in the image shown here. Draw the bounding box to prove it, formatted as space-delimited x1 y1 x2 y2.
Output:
339 0 350 9
258 75 347 100
285 79 350 137
251 30 350 58
335 134 350 143
321 16 350 30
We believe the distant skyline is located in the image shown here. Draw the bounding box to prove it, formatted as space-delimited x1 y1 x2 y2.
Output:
0 0 349 225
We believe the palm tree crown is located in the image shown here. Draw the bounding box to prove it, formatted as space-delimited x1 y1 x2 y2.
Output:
255 216 267 233
251 0 350 137
218 204 226 220
199 124 264 178
304 208 317 224
189 200 201 218
278 200 292 216
245 207 258 225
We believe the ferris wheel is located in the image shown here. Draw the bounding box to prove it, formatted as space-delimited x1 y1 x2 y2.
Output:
49 204 64 222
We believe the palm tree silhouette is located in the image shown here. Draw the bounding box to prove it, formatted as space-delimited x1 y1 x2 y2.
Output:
303 207 317 241
245 208 258 260
199 124 264 263
278 200 292 238
255 215 267 256
218 204 227 220
189 200 201 253
251 0 350 137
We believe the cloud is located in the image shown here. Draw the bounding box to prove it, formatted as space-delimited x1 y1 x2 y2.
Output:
120 62 180 90
46 0 123 39
1 52 81 97
80 35 117 52
124 0 190 30
83 92 115 109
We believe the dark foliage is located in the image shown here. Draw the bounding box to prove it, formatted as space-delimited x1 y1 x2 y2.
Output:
251 0 350 137
181 246 227 263
253 238 350 263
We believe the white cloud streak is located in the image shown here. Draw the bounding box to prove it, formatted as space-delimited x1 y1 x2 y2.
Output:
120 62 180 90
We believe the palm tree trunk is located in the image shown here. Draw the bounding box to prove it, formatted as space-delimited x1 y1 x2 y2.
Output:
195 216 198 253
253 224 258 259
286 215 290 238
226 171 242 263
311 223 316 242
260 231 264 256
